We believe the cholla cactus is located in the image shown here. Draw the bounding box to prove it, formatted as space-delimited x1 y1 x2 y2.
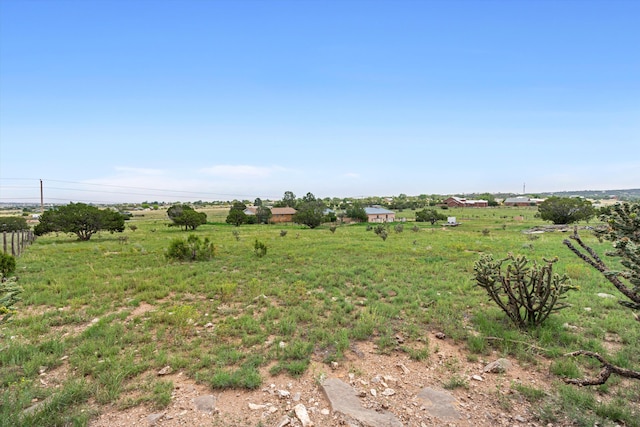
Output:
565 202 640 317
474 253 576 329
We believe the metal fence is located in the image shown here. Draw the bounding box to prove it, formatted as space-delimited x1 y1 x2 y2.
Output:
2 230 36 256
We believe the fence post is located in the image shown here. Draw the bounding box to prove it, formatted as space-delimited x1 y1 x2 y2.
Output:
2 232 6 254
11 232 16 256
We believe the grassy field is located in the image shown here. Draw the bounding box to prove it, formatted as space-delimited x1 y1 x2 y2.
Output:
1 206 639 426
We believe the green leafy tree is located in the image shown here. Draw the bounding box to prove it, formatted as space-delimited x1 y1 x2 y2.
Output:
254 198 263 207
415 208 447 224
0 217 29 232
225 201 248 226
537 197 595 224
167 204 208 230
346 203 368 222
563 202 640 385
34 202 125 241
255 206 272 224
476 193 499 207
279 191 297 208
293 192 325 229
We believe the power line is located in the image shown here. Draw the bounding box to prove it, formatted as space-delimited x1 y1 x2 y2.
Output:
1 177 264 200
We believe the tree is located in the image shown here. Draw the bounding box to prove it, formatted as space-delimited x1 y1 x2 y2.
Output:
0 216 29 232
415 208 447 225
346 203 368 222
293 192 325 229
167 204 208 231
537 197 595 225
225 202 248 226
282 191 297 208
254 198 263 207
563 202 640 385
255 206 272 224
476 193 499 207
34 202 125 241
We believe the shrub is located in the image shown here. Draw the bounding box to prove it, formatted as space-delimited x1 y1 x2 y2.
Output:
232 230 240 241
329 225 337 233
0 254 21 324
473 253 576 329
412 225 420 233
166 234 215 261
0 253 16 278
280 230 287 237
482 228 490 236
374 224 388 241
394 224 404 233
254 239 267 258
415 208 446 224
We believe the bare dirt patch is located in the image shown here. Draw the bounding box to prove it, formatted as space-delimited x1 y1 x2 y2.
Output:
86 336 565 427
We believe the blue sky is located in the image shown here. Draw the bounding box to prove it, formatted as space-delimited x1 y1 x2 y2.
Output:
1 0 638 204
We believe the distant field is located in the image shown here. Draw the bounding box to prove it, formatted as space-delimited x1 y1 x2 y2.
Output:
2 206 638 426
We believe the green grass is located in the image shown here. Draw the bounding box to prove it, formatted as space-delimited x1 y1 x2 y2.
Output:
2 206 639 425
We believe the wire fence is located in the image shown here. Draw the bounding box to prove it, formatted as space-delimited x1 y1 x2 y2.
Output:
2 230 36 257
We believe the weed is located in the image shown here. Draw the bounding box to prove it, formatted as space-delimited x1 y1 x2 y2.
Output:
443 374 468 390
512 382 546 402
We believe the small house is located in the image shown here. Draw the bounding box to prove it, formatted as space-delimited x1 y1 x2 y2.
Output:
269 207 297 224
364 206 396 223
444 197 488 208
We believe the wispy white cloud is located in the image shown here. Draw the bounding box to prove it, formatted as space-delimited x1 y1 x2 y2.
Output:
113 166 166 176
344 172 361 179
199 164 288 178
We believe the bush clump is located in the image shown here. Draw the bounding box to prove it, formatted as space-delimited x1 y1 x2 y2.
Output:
166 235 215 261
0 253 21 324
374 224 389 241
473 253 576 329
254 239 267 258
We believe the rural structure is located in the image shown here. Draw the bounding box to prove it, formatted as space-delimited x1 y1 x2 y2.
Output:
269 207 297 223
364 206 396 223
443 197 488 208
503 197 545 206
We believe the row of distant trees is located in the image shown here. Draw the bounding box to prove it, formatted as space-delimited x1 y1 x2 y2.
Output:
7 195 600 242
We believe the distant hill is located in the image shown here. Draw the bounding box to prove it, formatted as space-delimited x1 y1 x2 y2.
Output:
468 189 640 202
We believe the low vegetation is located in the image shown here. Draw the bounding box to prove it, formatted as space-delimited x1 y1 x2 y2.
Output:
474 254 576 328
1 204 639 426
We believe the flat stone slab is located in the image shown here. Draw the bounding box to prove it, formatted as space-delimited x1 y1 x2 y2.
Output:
416 387 461 420
194 395 216 413
321 378 403 427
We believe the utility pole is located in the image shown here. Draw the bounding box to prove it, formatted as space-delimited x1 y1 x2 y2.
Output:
40 179 44 213
523 182 526 194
